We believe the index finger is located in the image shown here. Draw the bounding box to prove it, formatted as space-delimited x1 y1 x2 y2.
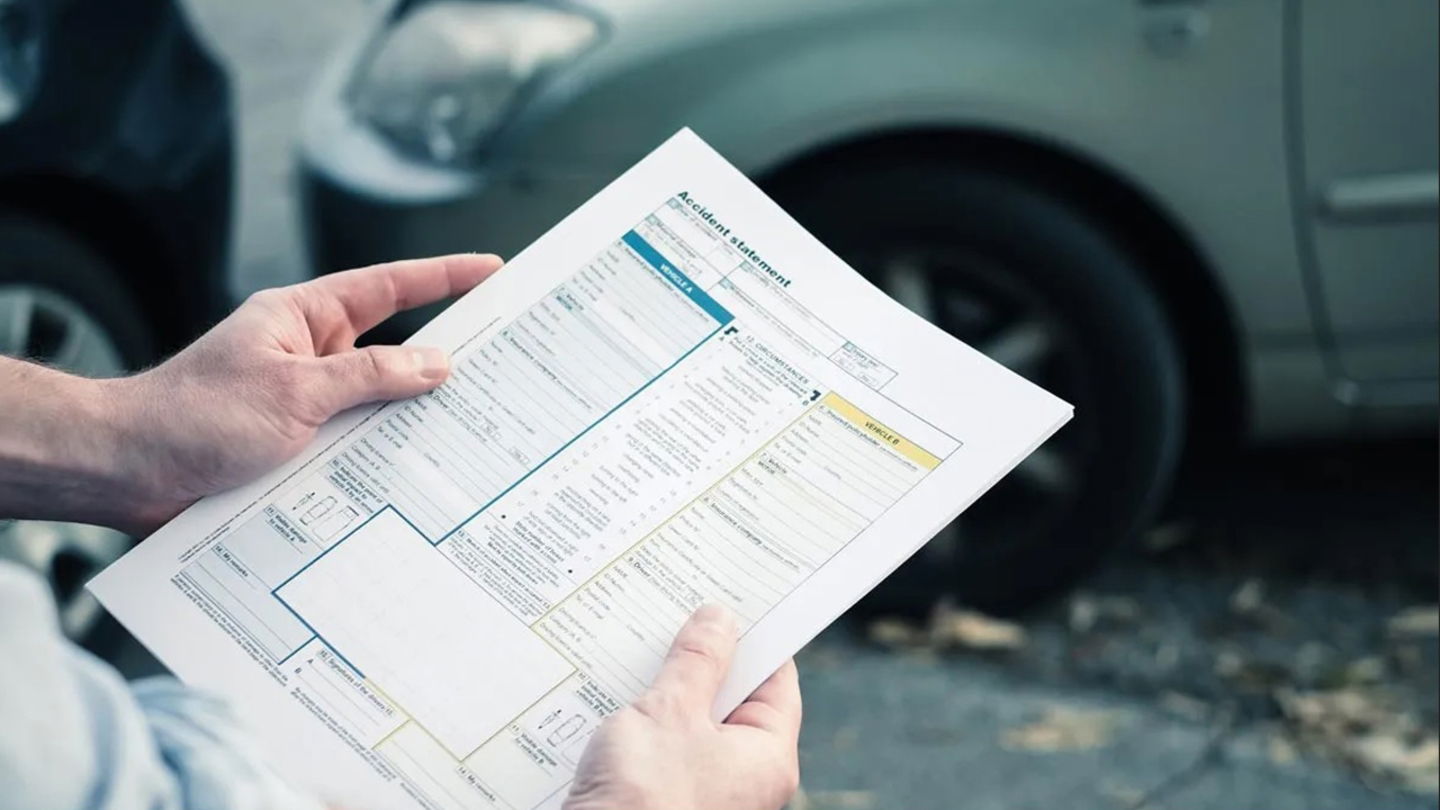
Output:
306 253 504 338
725 658 801 740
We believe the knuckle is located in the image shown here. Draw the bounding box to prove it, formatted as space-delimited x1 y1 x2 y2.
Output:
632 688 685 722
677 621 727 663
362 346 390 380
383 267 407 312
356 346 407 385
243 287 286 310
671 637 725 676
676 653 722 690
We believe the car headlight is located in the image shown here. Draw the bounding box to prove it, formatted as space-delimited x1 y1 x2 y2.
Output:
346 1 599 165
0 0 43 123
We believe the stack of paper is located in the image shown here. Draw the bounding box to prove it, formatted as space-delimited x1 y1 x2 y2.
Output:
91 129 1070 810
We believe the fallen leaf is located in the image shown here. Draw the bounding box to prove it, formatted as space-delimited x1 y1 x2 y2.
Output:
866 618 922 648
1214 649 1245 678
1069 595 1099 634
1276 686 1387 731
1001 706 1122 753
1213 648 1291 693
1350 735 1440 794
1277 687 1438 793
1388 606 1440 638
1342 656 1387 685
1159 691 1209 722
1068 592 1142 634
930 606 1026 651
1230 578 1265 614
1268 732 1299 766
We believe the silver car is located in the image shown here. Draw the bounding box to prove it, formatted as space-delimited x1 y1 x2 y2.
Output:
298 0 1438 611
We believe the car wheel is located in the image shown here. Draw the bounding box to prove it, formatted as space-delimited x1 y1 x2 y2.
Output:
0 210 157 639
769 160 1185 615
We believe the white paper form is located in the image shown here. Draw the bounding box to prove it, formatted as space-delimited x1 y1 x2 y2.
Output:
90 129 1071 810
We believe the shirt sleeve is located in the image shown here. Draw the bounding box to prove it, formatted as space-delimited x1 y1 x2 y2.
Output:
0 561 326 810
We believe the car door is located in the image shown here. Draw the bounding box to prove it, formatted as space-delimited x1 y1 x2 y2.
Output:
1293 1 1439 399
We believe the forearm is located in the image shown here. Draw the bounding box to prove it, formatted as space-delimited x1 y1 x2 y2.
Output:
0 357 163 534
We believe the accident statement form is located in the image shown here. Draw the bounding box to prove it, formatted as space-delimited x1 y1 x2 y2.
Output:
91 129 1072 810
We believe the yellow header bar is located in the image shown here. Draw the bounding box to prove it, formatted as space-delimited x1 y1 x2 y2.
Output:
820 393 940 470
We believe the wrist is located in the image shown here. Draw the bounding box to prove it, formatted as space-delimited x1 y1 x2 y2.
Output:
0 359 176 534
95 371 188 532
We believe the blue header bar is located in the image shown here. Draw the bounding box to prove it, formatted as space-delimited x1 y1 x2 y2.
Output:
621 230 734 325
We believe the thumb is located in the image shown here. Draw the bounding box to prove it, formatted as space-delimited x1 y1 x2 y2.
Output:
641 604 738 720
314 345 450 415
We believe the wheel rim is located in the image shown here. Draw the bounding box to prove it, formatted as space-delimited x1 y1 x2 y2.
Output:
0 285 126 372
0 283 133 638
859 245 1101 568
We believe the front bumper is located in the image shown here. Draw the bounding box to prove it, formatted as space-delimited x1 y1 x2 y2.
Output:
298 78 616 337
300 156 608 278
300 157 609 340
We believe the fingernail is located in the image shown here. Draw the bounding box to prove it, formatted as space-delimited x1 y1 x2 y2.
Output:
694 603 736 633
412 347 449 381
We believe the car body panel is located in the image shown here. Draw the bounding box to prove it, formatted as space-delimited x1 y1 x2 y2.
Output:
300 0 1437 440
0 0 234 343
1294 2 1439 389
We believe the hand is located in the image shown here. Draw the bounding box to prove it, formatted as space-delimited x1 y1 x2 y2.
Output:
564 605 802 810
117 253 503 531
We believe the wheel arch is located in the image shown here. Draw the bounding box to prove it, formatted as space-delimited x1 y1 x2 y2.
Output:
758 126 1249 465
0 173 213 354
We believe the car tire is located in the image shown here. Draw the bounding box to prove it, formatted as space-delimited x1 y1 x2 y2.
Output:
0 210 156 368
769 159 1185 615
0 209 157 640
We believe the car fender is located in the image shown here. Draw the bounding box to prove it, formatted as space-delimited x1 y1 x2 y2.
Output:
506 0 1336 435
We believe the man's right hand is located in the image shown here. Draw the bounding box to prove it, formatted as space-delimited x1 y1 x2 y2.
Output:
563 605 802 810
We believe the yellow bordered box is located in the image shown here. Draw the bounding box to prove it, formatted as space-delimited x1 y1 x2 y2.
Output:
820 393 941 470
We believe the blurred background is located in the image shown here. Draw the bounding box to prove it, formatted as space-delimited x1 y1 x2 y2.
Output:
1 0 1436 808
